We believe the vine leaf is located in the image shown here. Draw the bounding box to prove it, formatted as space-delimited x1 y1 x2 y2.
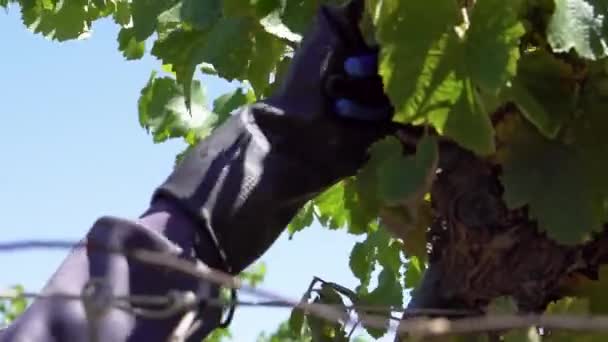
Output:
247 29 286 97
212 87 256 125
138 72 215 144
499 117 602 244
404 255 426 290
158 0 221 31
131 0 174 41
502 50 577 139
117 27 145 60
348 229 403 339
288 202 315 239
358 269 403 339
465 0 525 94
547 0 608 60
20 0 89 41
374 0 524 155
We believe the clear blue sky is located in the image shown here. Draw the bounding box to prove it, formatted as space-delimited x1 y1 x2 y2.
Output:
0 6 395 341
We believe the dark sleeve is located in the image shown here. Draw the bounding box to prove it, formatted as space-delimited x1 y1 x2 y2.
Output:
0 197 225 342
1 101 377 342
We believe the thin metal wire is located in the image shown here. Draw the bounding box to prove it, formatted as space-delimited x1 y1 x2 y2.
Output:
6 239 608 338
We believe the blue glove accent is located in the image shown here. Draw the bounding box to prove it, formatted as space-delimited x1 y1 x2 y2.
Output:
344 54 378 77
335 98 391 121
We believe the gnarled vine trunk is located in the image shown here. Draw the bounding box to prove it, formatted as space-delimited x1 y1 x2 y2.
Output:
393 111 608 341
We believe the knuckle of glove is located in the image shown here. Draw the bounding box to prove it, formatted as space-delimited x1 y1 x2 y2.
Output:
328 52 393 122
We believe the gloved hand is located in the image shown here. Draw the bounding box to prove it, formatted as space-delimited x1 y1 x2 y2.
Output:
268 0 392 123
154 0 395 276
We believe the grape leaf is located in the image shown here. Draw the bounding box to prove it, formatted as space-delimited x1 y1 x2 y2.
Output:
117 27 145 60
21 0 89 41
349 229 402 290
377 135 437 207
138 72 215 143
201 17 256 80
503 50 577 139
375 0 523 155
465 0 525 94
131 0 175 41
280 0 318 35
374 0 459 124
113 0 131 26
404 255 426 289
212 87 256 125
358 268 403 339
223 0 255 17
287 202 315 238
151 29 207 109
158 0 221 31
547 0 608 60
442 77 496 155
308 284 349 342
248 28 286 97
499 117 602 244
349 241 374 287
259 10 302 45
313 180 378 235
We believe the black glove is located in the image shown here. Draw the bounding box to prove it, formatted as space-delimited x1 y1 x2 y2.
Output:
152 0 394 275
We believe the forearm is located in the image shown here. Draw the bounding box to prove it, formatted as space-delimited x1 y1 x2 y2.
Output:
1 197 223 342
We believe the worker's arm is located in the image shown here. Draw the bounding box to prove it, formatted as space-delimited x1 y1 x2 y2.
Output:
0 1 394 341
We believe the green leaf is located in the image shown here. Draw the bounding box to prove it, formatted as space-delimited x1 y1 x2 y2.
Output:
131 0 175 41
442 77 496 155
314 179 379 235
259 10 302 45
138 72 216 143
21 0 89 41
465 0 525 94
202 17 255 80
308 284 349 342
375 0 459 123
503 50 577 139
355 136 403 213
377 136 438 206
223 0 255 17
499 117 602 244
288 201 315 238
239 262 267 287
248 28 286 97
117 27 145 60
151 29 207 110
404 255 426 289
112 0 131 26
375 1 509 155
280 0 317 35
358 269 403 339
314 182 348 230
212 87 256 125
158 0 221 31
349 241 373 286
547 0 608 60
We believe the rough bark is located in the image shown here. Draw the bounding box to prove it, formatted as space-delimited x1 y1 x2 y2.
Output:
392 114 608 341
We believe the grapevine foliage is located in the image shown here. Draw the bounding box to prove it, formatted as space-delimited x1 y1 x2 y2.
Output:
6 0 608 340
